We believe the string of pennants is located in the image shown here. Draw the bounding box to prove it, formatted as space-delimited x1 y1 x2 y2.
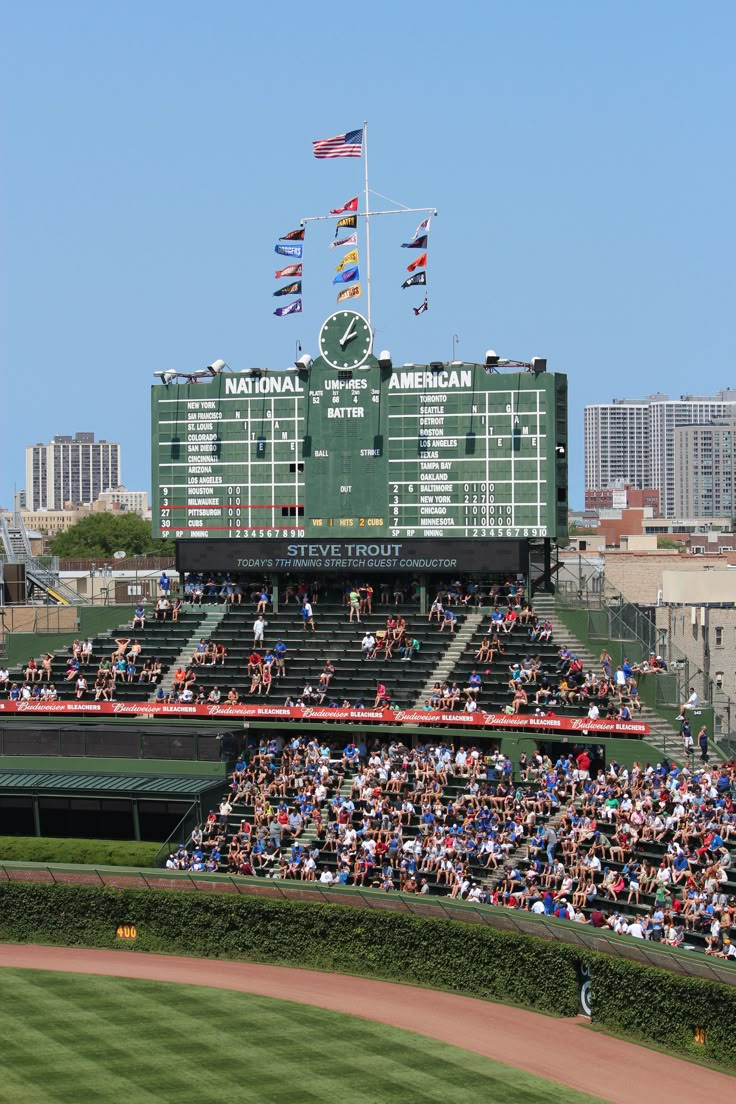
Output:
401 215 430 315
330 196 360 304
272 125 430 317
273 227 304 317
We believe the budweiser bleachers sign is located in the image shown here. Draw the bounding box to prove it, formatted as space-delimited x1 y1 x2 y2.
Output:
0 700 650 735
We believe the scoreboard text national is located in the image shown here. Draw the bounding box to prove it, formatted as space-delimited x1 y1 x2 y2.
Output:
152 331 568 554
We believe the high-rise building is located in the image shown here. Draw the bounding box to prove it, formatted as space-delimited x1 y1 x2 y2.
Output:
675 421 736 519
25 432 121 510
584 400 653 491
585 391 736 517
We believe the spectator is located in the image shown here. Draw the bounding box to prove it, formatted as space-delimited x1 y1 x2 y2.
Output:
373 682 388 708
155 596 170 621
253 614 267 647
677 688 700 721
302 600 315 632
274 640 287 678
439 609 458 634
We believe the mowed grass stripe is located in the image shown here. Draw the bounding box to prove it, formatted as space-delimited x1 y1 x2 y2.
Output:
0 968 608 1104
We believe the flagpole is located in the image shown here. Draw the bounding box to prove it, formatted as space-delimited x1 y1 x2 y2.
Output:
363 120 372 330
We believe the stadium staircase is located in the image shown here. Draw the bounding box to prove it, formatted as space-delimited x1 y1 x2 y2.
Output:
414 610 483 706
0 512 85 606
148 605 230 702
532 594 712 762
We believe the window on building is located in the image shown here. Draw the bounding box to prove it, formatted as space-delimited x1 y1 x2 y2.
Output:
715 626 724 647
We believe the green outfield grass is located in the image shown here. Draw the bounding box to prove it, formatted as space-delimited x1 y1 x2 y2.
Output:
0 968 607 1104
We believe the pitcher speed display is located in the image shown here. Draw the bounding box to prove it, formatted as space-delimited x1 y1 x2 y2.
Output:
151 354 568 544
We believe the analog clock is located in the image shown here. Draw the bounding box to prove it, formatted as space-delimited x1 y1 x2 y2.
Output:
318 310 373 370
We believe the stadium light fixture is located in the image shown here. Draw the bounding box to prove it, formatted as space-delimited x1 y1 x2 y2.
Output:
295 354 313 372
530 357 547 374
153 370 178 385
485 350 500 371
206 359 227 376
378 350 392 370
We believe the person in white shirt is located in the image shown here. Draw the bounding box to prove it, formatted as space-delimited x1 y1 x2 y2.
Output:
677 688 700 720
253 615 266 645
627 919 644 938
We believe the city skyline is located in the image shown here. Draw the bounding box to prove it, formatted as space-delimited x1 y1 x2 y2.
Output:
585 390 736 517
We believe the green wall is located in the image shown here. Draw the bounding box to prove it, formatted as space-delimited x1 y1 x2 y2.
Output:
0 756 224 778
6 606 131 667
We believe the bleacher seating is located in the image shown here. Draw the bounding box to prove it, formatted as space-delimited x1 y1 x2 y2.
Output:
178 600 465 708
4 609 207 703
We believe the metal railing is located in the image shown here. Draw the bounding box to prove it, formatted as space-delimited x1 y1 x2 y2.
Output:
1 861 734 986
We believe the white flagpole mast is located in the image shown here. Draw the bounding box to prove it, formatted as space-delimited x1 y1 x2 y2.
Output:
363 120 372 330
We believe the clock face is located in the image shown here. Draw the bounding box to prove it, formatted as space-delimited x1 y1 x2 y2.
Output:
318 310 373 370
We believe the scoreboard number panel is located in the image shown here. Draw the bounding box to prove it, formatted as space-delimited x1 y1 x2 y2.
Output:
153 381 307 540
152 351 567 542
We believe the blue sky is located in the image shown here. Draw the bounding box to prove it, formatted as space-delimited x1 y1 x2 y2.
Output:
2 1 734 508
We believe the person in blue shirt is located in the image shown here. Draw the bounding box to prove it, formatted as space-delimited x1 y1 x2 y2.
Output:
159 572 170 594
342 743 359 768
439 608 458 634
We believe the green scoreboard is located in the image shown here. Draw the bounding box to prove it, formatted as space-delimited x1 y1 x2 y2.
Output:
151 315 568 555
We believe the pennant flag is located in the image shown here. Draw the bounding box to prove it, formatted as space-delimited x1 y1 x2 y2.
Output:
336 250 359 271
279 228 305 241
413 297 429 316
274 298 303 317
412 216 431 239
401 271 426 289
275 243 303 258
312 129 363 158
329 233 357 250
407 252 427 273
330 196 359 215
401 234 428 249
335 215 357 232
333 265 360 285
273 281 302 297
337 284 361 303
275 264 302 279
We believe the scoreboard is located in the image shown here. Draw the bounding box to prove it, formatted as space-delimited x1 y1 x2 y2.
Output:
151 358 568 545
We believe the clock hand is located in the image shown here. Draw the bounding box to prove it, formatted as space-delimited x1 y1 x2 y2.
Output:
339 318 357 348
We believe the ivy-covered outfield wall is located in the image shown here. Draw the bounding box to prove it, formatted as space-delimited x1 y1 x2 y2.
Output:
0 883 734 1069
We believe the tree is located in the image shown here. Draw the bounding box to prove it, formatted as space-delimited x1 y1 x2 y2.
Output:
656 536 685 552
50 514 170 558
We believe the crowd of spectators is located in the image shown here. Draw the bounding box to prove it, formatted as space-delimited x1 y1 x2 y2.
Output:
497 749 736 955
168 727 736 956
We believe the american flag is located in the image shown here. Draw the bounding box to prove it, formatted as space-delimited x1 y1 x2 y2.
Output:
312 129 363 159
